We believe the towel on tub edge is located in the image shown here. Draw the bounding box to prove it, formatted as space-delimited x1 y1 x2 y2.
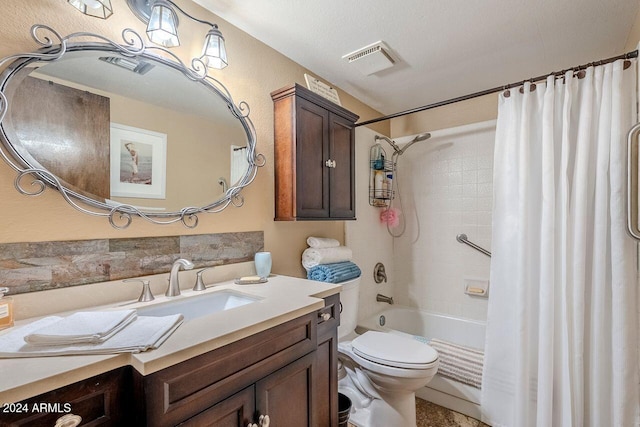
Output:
428 338 484 389
302 246 352 270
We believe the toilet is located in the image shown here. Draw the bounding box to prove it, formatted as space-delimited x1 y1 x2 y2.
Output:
337 277 439 427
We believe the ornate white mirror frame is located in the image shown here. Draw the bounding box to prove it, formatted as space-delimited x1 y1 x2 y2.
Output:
0 25 264 229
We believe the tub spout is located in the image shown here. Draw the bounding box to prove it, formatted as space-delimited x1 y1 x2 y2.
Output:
376 294 394 305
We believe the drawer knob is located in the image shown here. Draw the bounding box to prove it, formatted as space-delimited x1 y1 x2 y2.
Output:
259 414 270 427
325 159 336 168
55 414 82 427
319 312 331 322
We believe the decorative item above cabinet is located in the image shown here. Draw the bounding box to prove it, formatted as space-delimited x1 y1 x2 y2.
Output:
271 84 359 221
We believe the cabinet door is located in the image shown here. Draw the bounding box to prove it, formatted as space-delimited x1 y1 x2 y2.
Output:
178 386 255 427
255 352 316 427
295 97 330 218
328 113 355 218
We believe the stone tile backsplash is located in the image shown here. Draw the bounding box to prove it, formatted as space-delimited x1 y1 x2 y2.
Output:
0 231 263 295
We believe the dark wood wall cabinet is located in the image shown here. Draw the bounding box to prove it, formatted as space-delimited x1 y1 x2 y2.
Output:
271 84 359 221
4 295 340 427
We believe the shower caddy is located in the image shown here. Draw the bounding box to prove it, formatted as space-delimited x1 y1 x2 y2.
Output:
369 143 395 207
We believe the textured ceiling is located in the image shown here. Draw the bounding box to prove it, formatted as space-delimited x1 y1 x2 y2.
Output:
194 0 639 115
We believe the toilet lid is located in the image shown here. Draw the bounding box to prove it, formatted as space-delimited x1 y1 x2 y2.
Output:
351 331 438 369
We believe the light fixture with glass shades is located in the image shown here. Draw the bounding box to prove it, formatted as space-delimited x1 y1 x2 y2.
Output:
145 0 180 48
67 0 113 19
202 25 228 69
126 0 228 69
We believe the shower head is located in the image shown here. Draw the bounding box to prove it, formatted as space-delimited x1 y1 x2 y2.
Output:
375 135 401 153
397 132 431 155
375 132 431 155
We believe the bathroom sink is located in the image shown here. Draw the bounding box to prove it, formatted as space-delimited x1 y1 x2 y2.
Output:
136 290 262 321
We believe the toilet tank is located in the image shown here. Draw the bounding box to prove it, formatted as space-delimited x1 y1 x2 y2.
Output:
337 277 361 339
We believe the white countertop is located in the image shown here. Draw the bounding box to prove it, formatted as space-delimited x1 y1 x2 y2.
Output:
0 275 341 403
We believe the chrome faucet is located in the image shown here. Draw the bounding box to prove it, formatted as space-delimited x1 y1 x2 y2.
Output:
166 258 194 297
376 294 394 305
193 266 214 291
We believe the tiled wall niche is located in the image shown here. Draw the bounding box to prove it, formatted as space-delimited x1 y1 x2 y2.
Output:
0 231 264 295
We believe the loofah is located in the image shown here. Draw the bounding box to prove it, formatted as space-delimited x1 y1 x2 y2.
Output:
380 207 401 228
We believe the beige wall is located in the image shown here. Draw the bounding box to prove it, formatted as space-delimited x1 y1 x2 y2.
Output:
0 0 389 280
391 93 498 137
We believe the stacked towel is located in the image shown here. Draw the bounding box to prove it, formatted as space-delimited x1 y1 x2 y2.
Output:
302 246 352 270
428 338 484 389
0 313 183 358
24 310 137 345
306 237 340 248
307 261 361 284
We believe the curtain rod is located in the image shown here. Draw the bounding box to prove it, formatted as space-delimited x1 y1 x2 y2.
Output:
355 49 639 127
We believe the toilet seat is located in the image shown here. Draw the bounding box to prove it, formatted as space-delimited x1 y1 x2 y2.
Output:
351 331 438 370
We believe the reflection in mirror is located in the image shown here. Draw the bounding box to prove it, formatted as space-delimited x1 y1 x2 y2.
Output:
0 26 263 228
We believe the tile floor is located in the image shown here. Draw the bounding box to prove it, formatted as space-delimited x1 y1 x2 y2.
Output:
348 398 490 427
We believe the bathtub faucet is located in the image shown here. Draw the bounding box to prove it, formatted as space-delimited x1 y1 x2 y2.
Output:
376 294 394 305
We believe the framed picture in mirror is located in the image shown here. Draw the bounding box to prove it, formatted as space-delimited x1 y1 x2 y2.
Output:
110 123 167 200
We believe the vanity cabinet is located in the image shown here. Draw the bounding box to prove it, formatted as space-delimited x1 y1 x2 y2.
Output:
272 84 359 221
139 312 317 427
3 296 340 427
139 295 340 427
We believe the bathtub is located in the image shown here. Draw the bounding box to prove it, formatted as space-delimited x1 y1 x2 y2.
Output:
356 306 486 420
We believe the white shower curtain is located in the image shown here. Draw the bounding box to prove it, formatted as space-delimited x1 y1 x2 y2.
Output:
482 60 640 427
230 145 248 186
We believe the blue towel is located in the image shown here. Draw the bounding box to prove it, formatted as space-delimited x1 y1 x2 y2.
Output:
307 261 361 284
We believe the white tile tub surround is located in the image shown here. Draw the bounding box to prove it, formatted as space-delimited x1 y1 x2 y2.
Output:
346 127 396 323
347 122 494 322
392 121 495 321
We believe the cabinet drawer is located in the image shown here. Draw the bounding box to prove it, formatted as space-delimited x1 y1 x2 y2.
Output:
144 313 317 427
317 294 340 339
1 367 132 427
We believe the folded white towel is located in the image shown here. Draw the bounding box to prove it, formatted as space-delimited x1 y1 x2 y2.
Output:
0 314 183 358
306 237 340 248
24 310 137 346
302 246 352 270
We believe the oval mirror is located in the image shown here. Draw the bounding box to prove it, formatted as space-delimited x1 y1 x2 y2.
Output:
0 26 263 228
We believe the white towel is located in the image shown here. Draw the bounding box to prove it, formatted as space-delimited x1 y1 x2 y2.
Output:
306 237 340 248
302 246 352 270
24 310 137 346
0 314 183 357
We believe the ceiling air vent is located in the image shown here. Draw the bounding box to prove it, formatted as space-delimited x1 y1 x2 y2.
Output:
342 41 395 76
98 56 155 75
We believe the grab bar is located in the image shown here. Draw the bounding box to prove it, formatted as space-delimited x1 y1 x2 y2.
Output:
627 122 640 241
456 234 491 257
